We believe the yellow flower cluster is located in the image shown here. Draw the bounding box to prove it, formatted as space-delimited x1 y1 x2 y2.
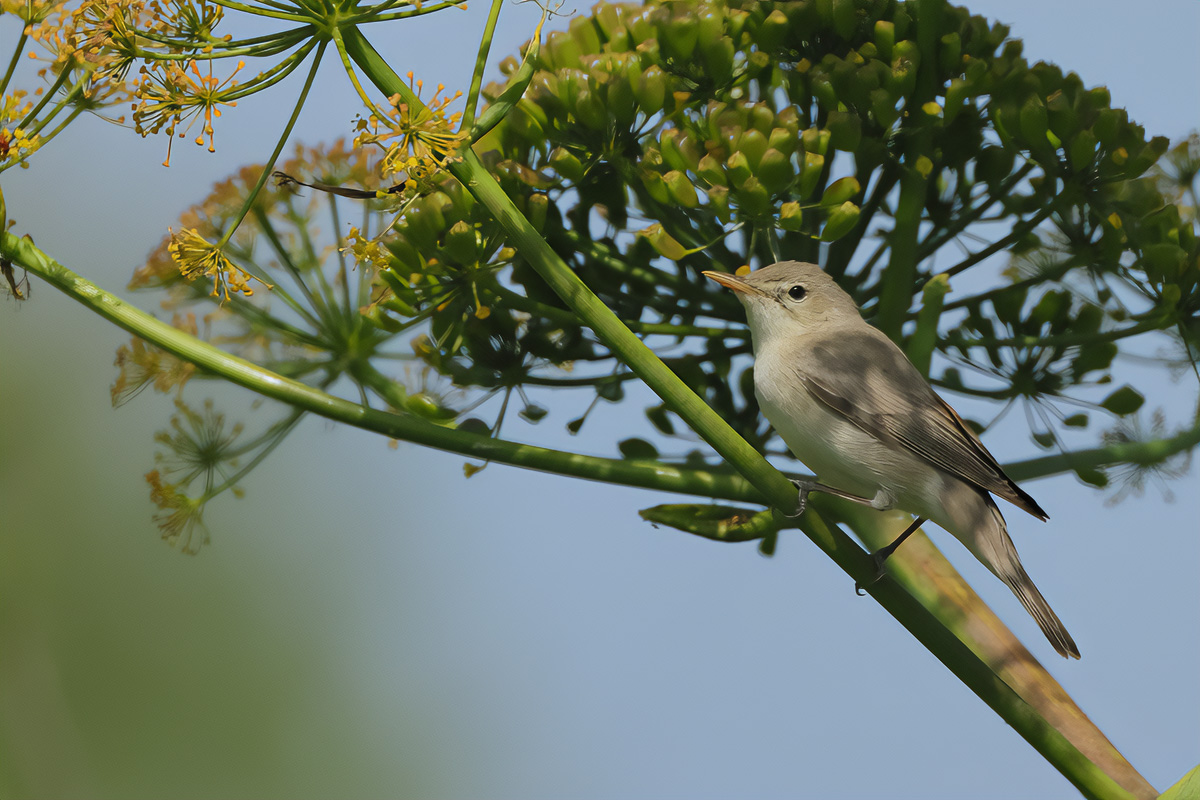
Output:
354 74 466 184
167 227 269 300
134 58 244 166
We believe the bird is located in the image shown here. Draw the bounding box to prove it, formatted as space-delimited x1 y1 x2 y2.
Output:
704 260 1080 659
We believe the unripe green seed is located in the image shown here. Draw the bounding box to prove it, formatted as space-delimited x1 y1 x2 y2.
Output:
778 201 804 231
641 169 671 204
798 152 825 198
707 184 731 223
664 170 700 207
755 148 794 194
549 147 585 183
442 220 478 264
635 65 667 115
820 175 860 207
697 153 726 186
735 176 771 217
725 150 753 189
821 200 860 241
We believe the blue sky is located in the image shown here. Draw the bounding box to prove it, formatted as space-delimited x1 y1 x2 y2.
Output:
2 1 1197 797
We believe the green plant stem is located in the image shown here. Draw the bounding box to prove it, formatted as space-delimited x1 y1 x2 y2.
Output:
216 42 326 249
339 25 1140 799
2 230 761 502
1006 416 1200 482
460 0 505 130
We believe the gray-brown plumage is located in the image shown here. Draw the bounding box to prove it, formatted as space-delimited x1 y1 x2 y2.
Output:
705 261 1079 659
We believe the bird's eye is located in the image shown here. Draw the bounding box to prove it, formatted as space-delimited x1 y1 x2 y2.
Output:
787 285 807 301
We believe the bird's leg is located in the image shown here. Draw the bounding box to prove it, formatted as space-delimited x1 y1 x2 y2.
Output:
786 479 876 518
854 516 927 595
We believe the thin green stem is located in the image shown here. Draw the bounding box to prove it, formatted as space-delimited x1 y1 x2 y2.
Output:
215 41 326 249
459 0 505 131
363 1 465 23
208 0 313 21
0 28 29 97
1006 415 1200 482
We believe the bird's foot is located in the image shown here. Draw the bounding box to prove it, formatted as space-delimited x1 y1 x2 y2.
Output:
785 479 816 518
853 551 891 595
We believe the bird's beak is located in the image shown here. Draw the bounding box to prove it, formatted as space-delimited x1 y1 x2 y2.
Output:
703 270 767 296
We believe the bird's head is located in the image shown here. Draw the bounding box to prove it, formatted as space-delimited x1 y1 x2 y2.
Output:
703 261 860 344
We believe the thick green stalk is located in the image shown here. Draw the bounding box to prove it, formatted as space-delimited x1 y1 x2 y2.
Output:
836 505 1155 799
339 25 1140 799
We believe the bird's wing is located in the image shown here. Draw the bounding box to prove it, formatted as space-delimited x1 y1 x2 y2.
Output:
794 328 1047 520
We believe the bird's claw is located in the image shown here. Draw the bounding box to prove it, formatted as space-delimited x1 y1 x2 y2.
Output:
853 552 890 596
785 479 813 518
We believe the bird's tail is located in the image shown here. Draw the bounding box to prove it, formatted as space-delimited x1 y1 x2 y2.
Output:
980 500 1081 660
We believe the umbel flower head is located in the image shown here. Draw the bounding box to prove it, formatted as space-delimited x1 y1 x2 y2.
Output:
134 58 244 166
167 227 269 300
354 75 466 183
145 470 209 554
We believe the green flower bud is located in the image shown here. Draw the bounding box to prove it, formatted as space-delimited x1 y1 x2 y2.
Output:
820 175 861 207
641 223 688 260
776 106 801 135
664 170 700 207
606 76 636 127
660 129 686 172
635 65 667 115
641 169 671 204
768 126 798 156
943 78 968 124
755 148 794 194
749 103 776 135
820 201 860 241
549 147 585 183
594 2 622 40
725 150 753 189
707 185 732 223
736 128 769 169
569 15 601 55
939 32 961 73
701 36 736 85
387 238 422 273
727 9 749 41
547 30 582 70
874 20 894 62
746 50 771 76
526 193 549 233
697 9 724 48
663 16 699 60
870 87 900 129
1019 96 1049 147
831 0 857 40
778 201 804 231
797 152 825 198
735 176 771 217
442 220 479 264
697 154 725 186
757 9 789 52
801 127 830 156
572 87 607 130
811 74 839 110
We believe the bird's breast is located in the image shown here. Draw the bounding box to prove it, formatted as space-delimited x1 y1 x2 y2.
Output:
752 345 943 515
